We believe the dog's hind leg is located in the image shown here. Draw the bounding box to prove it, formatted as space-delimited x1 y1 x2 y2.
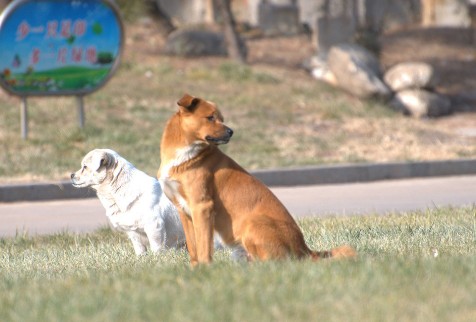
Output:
240 215 310 261
127 231 148 255
241 225 290 261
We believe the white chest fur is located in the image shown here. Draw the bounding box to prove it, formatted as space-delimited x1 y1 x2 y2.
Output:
159 141 205 217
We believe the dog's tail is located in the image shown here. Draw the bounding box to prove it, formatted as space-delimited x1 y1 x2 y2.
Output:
309 245 357 260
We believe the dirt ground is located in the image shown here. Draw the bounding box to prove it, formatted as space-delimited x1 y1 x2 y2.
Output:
140 21 476 101
249 26 476 160
247 25 476 111
144 22 476 136
249 26 476 138
3 22 476 183
116 22 476 165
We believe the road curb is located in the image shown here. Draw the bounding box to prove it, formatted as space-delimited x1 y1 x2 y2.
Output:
1 158 476 202
253 158 476 186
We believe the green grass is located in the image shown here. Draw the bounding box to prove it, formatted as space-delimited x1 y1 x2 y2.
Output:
1 207 475 322
9 66 110 92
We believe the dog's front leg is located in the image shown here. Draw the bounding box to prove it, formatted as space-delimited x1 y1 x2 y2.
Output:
126 231 147 255
144 223 165 254
191 201 214 265
178 211 199 266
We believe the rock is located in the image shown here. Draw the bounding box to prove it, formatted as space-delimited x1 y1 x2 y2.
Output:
327 43 390 98
257 2 301 36
164 29 228 57
390 89 451 118
304 56 338 86
384 62 438 91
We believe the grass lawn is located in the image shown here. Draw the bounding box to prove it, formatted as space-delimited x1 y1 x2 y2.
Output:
1 206 474 322
1 4 475 321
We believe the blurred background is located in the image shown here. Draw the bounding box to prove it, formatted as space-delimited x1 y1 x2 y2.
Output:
1 0 476 183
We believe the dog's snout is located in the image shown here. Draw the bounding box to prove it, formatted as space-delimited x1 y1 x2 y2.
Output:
227 128 233 138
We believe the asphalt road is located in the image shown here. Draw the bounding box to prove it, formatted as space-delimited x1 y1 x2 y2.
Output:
1 175 475 237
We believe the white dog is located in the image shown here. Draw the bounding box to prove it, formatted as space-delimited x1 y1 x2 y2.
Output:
71 148 186 255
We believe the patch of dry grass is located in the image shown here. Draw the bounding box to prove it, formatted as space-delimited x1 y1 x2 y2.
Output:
1 23 476 183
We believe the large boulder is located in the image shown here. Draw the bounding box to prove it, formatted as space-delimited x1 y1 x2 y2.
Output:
164 29 228 57
384 62 438 91
304 55 338 86
391 89 451 118
327 43 390 98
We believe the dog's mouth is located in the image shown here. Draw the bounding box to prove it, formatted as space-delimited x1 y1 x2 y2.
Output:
205 128 233 145
205 135 231 145
71 174 89 188
71 180 87 188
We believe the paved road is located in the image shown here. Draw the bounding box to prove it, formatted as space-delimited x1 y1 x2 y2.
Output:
1 175 475 237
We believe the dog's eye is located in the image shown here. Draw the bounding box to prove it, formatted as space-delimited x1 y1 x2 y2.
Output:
82 165 88 170
206 115 215 122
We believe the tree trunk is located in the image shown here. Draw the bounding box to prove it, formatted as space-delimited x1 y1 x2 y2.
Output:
216 0 247 64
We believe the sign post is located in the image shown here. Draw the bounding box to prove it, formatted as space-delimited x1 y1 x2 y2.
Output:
0 0 124 139
77 95 85 128
20 96 27 138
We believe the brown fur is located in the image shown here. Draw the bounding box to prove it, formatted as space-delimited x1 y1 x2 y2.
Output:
158 94 356 266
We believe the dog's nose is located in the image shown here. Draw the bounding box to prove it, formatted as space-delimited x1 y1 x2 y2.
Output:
227 128 233 137
70 173 75 179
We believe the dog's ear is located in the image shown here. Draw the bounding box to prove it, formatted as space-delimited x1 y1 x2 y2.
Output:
91 150 114 171
100 152 115 169
177 93 200 113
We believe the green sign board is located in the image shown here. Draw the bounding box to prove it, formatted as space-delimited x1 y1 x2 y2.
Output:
0 0 124 96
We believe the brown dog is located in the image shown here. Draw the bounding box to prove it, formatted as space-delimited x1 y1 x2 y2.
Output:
158 94 356 266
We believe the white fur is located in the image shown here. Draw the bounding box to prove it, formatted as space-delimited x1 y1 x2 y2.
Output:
72 149 185 255
173 141 207 167
159 141 206 217
160 141 206 179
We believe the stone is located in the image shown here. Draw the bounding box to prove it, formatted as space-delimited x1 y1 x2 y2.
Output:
327 43 390 98
157 0 214 25
384 62 438 91
248 0 297 26
304 55 338 86
365 0 421 32
313 16 356 58
164 29 227 57
257 2 301 36
390 89 451 118
304 0 358 57
422 0 470 27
